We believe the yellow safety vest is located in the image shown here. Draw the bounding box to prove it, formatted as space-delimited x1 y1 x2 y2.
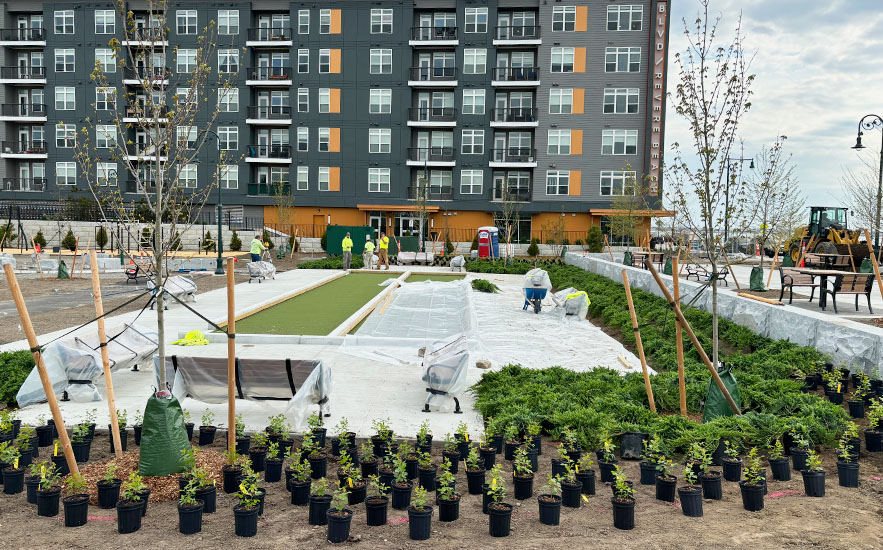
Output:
364 242 375 253
342 238 353 252
379 236 389 250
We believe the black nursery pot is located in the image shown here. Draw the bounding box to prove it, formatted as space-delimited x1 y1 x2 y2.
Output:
513 474 534 500
466 468 486 495
611 497 635 530
71 441 91 463
235 436 251 455
289 479 311 506
538 494 562 526
408 506 433 541
527 446 540 472
551 458 567 478
347 482 367 505
312 428 327 447
639 461 658 485
37 487 61 517
848 400 865 418
532 434 543 455
249 448 268 472
700 471 722 500
790 448 809 472
438 495 460 522
35 425 53 447
598 460 618 483
561 480 583 508
137 488 151 517
63 494 89 527
309 494 332 525
405 456 419 479
865 429 883 453
491 434 504 454
576 469 595 495
722 458 742 482
331 433 355 457
108 428 128 453
802 470 826 497
770 458 791 481
619 432 647 460
195 484 217 513
482 484 492 514
837 461 859 488
326 509 353 544
678 486 703 517
488 502 513 537
222 466 242 493
198 426 217 446
234 505 259 537
116 500 142 534
418 466 438 492
2 467 25 494
361 458 379 478
504 441 521 461
25 476 39 504
264 458 283 482
480 447 496 470
178 501 204 535
97 479 122 509
739 481 764 511
443 451 461 473
378 470 394 493
365 496 389 526
655 476 677 502
133 425 142 446
391 482 413 510
309 454 328 479
712 439 727 465
185 423 194 440
827 391 843 405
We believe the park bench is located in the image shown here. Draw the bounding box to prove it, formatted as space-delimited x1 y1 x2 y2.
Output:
685 264 729 286
631 252 648 269
778 268 820 304
831 255 851 270
803 253 823 268
421 335 469 414
823 273 875 314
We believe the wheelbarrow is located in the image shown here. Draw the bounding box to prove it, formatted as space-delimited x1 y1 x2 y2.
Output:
523 287 548 314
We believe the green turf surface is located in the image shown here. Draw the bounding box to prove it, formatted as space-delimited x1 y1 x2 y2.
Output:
234 273 394 335
404 273 467 283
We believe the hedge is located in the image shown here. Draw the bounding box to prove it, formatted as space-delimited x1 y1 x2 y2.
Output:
0 351 35 407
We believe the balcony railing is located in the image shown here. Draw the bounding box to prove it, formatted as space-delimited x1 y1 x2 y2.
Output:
126 27 165 42
2 140 46 154
125 179 159 194
0 28 45 41
491 185 532 202
124 67 171 81
492 107 537 123
492 66 540 81
408 185 453 201
408 107 456 123
409 67 457 82
248 182 291 196
2 178 45 192
408 147 454 162
494 26 540 40
247 144 292 159
410 26 458 41
247 27 293 41
247 67 292 81
0 104 46 117
247 105 292 119
0 66 46 79
490 148 536 163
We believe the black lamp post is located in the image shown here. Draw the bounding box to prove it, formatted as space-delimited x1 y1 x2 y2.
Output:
723 156 754 249
198 129 225 275
851 114 883 249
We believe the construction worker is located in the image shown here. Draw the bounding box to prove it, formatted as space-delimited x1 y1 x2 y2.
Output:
378 231 390 270
341 232 353 270
250 234 265 263
363 235 376 269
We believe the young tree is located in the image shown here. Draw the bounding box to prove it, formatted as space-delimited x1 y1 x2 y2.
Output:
666 1 755 370
270 177 295 251
841 149 882 240
607 169 652 250
497 178 525 264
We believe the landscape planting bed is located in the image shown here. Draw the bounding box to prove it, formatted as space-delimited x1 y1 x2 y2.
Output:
404 273 467 283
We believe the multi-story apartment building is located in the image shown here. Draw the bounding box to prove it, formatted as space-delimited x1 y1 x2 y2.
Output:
0 0 671 243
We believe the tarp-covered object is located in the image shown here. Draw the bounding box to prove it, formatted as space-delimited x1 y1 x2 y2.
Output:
749 267 766 291
702 366 742 422
421 334 469 412
449 255 465 272
553 287 590 319
522 268 552 292
138 392 191 476
16 324 158 407
148 276 197 306
247 261 276 282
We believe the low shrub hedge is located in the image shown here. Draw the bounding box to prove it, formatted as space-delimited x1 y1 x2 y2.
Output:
296 256 364 270
0 351 35 407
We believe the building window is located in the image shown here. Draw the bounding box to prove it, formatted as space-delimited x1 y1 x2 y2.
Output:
218 88 239 112
318 128 330 151
95 87 115 110
549 89 573 114
546 170 570 195
297 127 309 151
465 7 488 33
605 47 641 73
603 88 639 114
218 126 238 151
601 129 638 155
177 87 193 107
177 10 197 35
547 130 572 155
298 10 310 34
600 170 637 196
218 49 239 73
462 89 485 115
369 128 391 153
320 9 332 34
97 163 117 187
56 124 75 148
369 89 391 114
55 87 75 110
463 49 487 75
181 164 197 188
318 167 330 191
55 49 75 72
370 49 392 74
298 88 309 112
296 166 309 190
56 162 76 185
318 89 330 113
368 168 390 192
177 126 197 149
607 5 643 31
297 49 309 73
460 170 483 194
429 171 453 194
371 9 392 33
220 165 238 189
177 49 196 73
95 48 116 73
552 6 576 31
55 10 74 34
95 10 114 34
319 49 331 73
550 47 574 73
96 125 116 148
461 129 484 154
218 10 239 35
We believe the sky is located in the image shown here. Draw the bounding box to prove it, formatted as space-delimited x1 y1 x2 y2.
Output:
665 0 883 208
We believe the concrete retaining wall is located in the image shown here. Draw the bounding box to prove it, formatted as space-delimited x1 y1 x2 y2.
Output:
565 252 883 375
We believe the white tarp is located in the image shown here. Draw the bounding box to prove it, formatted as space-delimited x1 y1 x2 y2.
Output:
148 276 197 305
247 261 277 282
449 256 465 271
554 287 590 319
421 334 470 412
523 268 553 291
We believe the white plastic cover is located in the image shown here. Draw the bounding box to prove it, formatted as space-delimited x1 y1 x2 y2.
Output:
450 256 465 271
357 279 474 340
287 361 333 429
523 268 552 291
148 276 197 302
421 334 470 412
554 287 590 319
247 261 276 280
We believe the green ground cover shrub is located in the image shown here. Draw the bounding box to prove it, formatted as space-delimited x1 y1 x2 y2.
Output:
0 351 35 407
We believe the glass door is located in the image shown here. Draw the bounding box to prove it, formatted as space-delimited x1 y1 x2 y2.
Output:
418 53 431 81
416 132 429 161
497 13 510 39
417 93 430 121
494 93 508 122
493 133 506 161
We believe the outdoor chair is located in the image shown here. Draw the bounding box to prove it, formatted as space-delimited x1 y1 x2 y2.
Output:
822 273 874 314
779 267 820 304
831 255 851 270
685 264 729 286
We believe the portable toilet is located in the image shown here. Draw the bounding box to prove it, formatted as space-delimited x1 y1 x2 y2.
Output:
477 226 499 259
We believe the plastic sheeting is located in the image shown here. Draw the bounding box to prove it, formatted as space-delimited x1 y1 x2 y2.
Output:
148 276 197 306
449 256 465 271
523 268 552 291
553 287 590 319
397 252 434 265
421 334 470 412
247 261 277 282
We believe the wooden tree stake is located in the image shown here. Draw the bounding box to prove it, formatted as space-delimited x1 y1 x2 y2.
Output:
862 229 883 302
671 257 687 416
621 270 657 413
90 250 123 458
721 249 741 290
226 257 236 453
31 238 45 280
766 237 783 288
603 234 614 261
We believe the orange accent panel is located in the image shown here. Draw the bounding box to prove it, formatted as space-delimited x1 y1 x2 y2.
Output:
575 6 588 32
569 171 581 196
329 167 340 191
330 49 341 73
572 89 585 114
329 89 341 113
329 128 340 152
574 48 586 73
330 10 342 34
570 130 583 155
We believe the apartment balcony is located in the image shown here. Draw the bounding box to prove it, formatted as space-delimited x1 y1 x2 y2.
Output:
489 148 537 168
124 179 159 194
491 184 532 202
0 28 46 46
408 67 457 87
0 66 46 84
408 185 453 201
246 27 293 47
407 147 455 167
493 26 541 46
407 107 457 127
123 146 168 163
2 178 45 192
122 67 171 87
1 140 47 159
491 66 540 86
409 26 458 46
490 108 538 128
247 182 290 196
122 107 170 124
246 144 292 164
246 105 292 125
0 103 47 122
246 67 292 86
120 27 168 47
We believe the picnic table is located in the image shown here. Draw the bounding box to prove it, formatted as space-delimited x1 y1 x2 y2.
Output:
792 268 865 311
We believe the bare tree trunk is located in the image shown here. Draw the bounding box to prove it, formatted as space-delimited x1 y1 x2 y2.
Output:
155 155 165 389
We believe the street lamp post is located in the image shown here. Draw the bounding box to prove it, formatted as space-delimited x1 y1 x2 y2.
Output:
723 156 754 251
851 114 883 249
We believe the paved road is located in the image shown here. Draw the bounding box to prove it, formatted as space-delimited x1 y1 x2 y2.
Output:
0 285 145 317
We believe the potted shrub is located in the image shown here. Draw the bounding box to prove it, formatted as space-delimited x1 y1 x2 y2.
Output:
264 442 283 482
865 398 882 452
677 467 703 517
399 442 419 480
326 486 353 543
560 462 583 508
178 479 205 535
338 450 367 504
848 375 871 418
691 442 721 500
721 439 742 482
538 474 562 526
265 413 286 444
62 473 89 527
416 450 438 492
789 430 811 472
611 466 636 530
50 439 69 476
408 486 433 540
503 424 522 462
598 437 618 483
116 473 144 534
436 465 460 522
654 458 677 502
822 369 844 404
222 450 244 493
370 418 394 457
512 445 534 500
442 434 461 474
132 412 143 446
802 449 826 497
36 461 62 517
97 461 122 509
479 428 497 470
198 409 216 446
739 448 765 511
463 447 485 495
455 421 471 460
35 416 53 448
416 420 433 454
288 458 312 505
359 442 379 478
25 461 42 504
575 453 596 495
189 465 217 514
70 424 91 463
0 442 23 494
486 465 513 537
303 433 328 479
390 456 413 510
365 475 390 526
241 466 266 516
15 424 35 467
836 433 859 488
235 414 250 455
488 418 504 454
234 473 261 537
768 438 791 481
108 410 128 453
331 417 355 457
639 434 662 485
377 453 395 490
526 421 543 456
308 477 332 525
248 431 269 473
